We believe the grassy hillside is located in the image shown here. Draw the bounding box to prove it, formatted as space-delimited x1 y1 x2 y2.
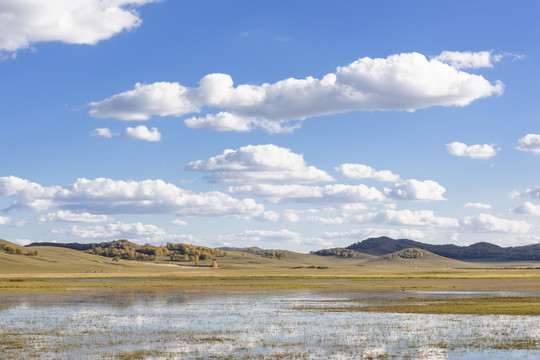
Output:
0 239 38 256
0 239 468 278
346 236 540 260
1 237 540 296
366 248 466 268
1 237 538 282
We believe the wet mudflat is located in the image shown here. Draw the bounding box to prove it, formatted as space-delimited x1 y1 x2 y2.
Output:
0 290 539 359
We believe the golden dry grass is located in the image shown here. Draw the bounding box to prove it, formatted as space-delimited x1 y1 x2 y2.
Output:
0 239 539 293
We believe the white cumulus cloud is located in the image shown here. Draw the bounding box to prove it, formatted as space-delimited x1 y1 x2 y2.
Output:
323 228 426 241
0 215 13 225
124 125 161 142
385 179 446 201
91 127 113 138
91 125 161 142
229 184 385 205
0 0 159 55
214 229 332 249
0 176 265 218
52 221 167 241
38 210 112 223
89 52 503 133
464 202 492 209
12 238 32 246
516 134 540 154
335 163 401 182
355 209 458 228
446 141 499 159
514 202 540 216
233 229 302 243
186 144 334 184
460 214 530 233
184 112 254 132
433 50 498 69
513 187 540 199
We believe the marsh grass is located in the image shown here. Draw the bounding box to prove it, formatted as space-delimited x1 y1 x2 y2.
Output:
490 338 538 350
1 248 539 358
1 271 539 294
294 296 540 316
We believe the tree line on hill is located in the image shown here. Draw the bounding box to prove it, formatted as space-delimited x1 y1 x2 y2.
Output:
218 246 289 259
166 242 223 261
256 250 289 259
1 243 38 257
26 240 224 262
312 248 357 258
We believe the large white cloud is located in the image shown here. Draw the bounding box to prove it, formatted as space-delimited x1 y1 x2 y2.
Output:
446 141 499 159
229 184 385 205
0 176 265 218
460 214 530 233
0 0 159 54
89 52 503 133
186 144 334 184
335 163 401 182
516 134 540 154
385 179 446 201
514 202 540 216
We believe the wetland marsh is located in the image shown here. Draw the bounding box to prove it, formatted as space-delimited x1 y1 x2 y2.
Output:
1 244 539 359
1 288 539 359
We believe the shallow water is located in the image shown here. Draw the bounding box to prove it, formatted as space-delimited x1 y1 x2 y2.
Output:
0 290 538 359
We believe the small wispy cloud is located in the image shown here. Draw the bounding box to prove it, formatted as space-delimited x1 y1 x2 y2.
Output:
446 141 499 159
276 36 293 42
464 202 492 210
91 125 161 142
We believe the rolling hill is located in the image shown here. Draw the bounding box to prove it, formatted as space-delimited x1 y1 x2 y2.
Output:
344 236 540 261
365 248 466 268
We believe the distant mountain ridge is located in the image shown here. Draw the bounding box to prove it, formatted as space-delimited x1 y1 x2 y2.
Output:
27 242 96 251
343 236 540 261
218 246 264 254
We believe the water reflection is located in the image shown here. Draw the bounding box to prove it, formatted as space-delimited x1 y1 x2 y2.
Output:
0 290 538 359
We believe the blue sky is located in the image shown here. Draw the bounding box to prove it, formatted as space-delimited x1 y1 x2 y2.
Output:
1 0 539 251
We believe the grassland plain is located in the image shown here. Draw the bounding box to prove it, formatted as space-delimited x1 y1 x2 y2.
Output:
1 240 540 358
1 240 540 313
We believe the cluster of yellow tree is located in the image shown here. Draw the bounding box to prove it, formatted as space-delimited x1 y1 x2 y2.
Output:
386 248 430 260
0 243 38 257
312 248 357 258
86 240 167 261
82 239 224 263
256 250 289 259
166 243 223 262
